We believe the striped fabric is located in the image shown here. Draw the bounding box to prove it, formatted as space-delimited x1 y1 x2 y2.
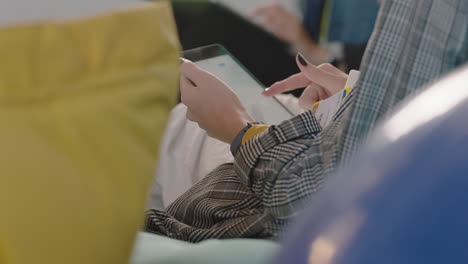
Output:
146 0 468 242
146 164 272 242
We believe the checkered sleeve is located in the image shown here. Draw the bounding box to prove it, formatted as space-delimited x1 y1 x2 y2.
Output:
233 111 322 186
233 89 355 236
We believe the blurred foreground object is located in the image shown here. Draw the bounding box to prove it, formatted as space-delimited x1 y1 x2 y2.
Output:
0 1 179 263
274 65 468 264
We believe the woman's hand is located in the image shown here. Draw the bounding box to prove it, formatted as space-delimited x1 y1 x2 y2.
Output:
263 54 348 110
180 60 254 144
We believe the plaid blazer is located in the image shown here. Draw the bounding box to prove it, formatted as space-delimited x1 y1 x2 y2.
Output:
147 0 468 242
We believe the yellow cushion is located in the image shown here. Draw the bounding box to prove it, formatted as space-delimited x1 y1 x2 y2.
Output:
0 2 179 264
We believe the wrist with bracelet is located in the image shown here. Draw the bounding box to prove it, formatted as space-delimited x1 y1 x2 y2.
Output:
230 122 261 156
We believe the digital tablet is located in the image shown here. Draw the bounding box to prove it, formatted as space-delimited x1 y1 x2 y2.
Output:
182 44 294 125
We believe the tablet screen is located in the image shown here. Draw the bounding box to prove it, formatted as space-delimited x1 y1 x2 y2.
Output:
184 45 293 125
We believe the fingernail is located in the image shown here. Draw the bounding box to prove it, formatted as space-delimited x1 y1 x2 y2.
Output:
262 88 270 94
297 53 309 66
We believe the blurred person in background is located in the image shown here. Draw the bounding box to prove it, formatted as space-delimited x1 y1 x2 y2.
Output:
252 0 379 70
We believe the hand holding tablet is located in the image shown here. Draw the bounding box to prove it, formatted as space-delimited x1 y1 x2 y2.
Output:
182 44 294 125
179 59 254 144
179 44 355 140
179 44 294 143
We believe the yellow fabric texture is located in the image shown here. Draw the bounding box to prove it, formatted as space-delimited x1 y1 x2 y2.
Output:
242 125 271 144
0 2 180 264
